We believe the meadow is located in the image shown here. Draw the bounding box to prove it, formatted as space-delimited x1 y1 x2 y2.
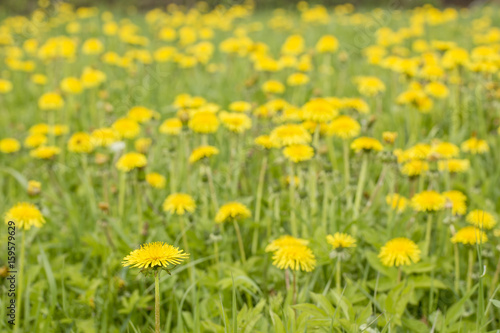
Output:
0 1 500 332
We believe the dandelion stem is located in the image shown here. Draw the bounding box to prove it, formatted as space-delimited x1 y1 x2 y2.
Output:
336 257 341 292
205 164 219 212
292 270 297 305
233 220 247 264
343 140 352 208
454 242 460 293
397 266 402 284
15 230 26 333
424 213 433 257
118 171 126 219
353 153 368 219
289 162 297 237
467 248 474 293
81 155 97 217
154 270 161 333
252 155 267 255
326 138 337 169
135 178 143 234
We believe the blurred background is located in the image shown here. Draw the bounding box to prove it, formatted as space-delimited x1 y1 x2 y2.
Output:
0 0 489 15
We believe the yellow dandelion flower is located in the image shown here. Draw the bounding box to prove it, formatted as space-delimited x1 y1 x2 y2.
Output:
91 128 119 147
265 235 309 253
27 180 41 196
411 190 446 212
188 111 219 134
4 202 45 230
379 237 421 267
354 76 386 96
134 138 152 154
24 134 47 148
162 193 196 215
262 80 285 94
189 145 219 164
283 144 314 163
51 125 69 136
382 131 397 144
301 98 338 123
326 233 356 249
431 142 460 159
451 227 487 245
326 116 361 139
438 159 470 173
159 118 183 136
442 190 467 216
0 138 21 153
128 106 158 123
115 152 147 172
229 101 252 113
287 72 309 86
146 173 166 189
29 123 50 135
255 135 278 149
122 242 189 269
38 92 64 110
270 124 311 147
30 146 60 159
350 137 383 152
386 194 409 213
215 202 251 223
112 118 141 139
272 244 316 272
219 112 252 133
461 137 489 154
466 210 496 230
68 132 94 153
60 77 83 94
402 159 429 177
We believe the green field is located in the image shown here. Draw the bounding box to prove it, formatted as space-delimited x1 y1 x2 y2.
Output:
1 1 500 332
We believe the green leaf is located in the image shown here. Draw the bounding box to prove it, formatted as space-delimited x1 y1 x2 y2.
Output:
444 285 478 327
270 310 285 333
292 303 327 318
364 250 397 279
310 292 336 316
489 299 500 309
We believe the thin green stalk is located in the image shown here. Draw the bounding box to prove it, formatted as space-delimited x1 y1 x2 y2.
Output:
397 266 402 284
326 138 337 169
489 256 500 298
135 178 143 234
353 153 368 219
14 231 26 333
343 140 352 207
155 270 161 333
205 164 219 212
252 155 267 255
454 242 460 294
467 248 474 292
118 171 126 219
289 162 297 237
424 214 433 257
336 257 341 292
233 220 246 264
81 155 97 217
292 270 297 305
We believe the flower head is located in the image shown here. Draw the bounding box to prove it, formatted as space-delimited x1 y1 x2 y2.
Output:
411 190 446 212
466 210 496 230
163 193 196 215
128 106 158 123
442 190 467 216
326 116 361 139
265 235 309 252
379 237 421 267
461 137 489 154
115 152 147 172
270 124 311 147
112 118 140 139
272 244 316 272
146 173 166 189
386 194 409 213
215 202 251 223
326 233 356 249
188 111 219 134
30 146 60 159
159 118 183 136
219 112 252 133
0 138 21 153
68 132 94 153
38 92 64 110
4 202 45 230
254 135 278 149
189 145 219 164
283 144 314 163
301 98 338 123
122 242 189 269
438 159 470 173
351 137 383 152
451 227 487 245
